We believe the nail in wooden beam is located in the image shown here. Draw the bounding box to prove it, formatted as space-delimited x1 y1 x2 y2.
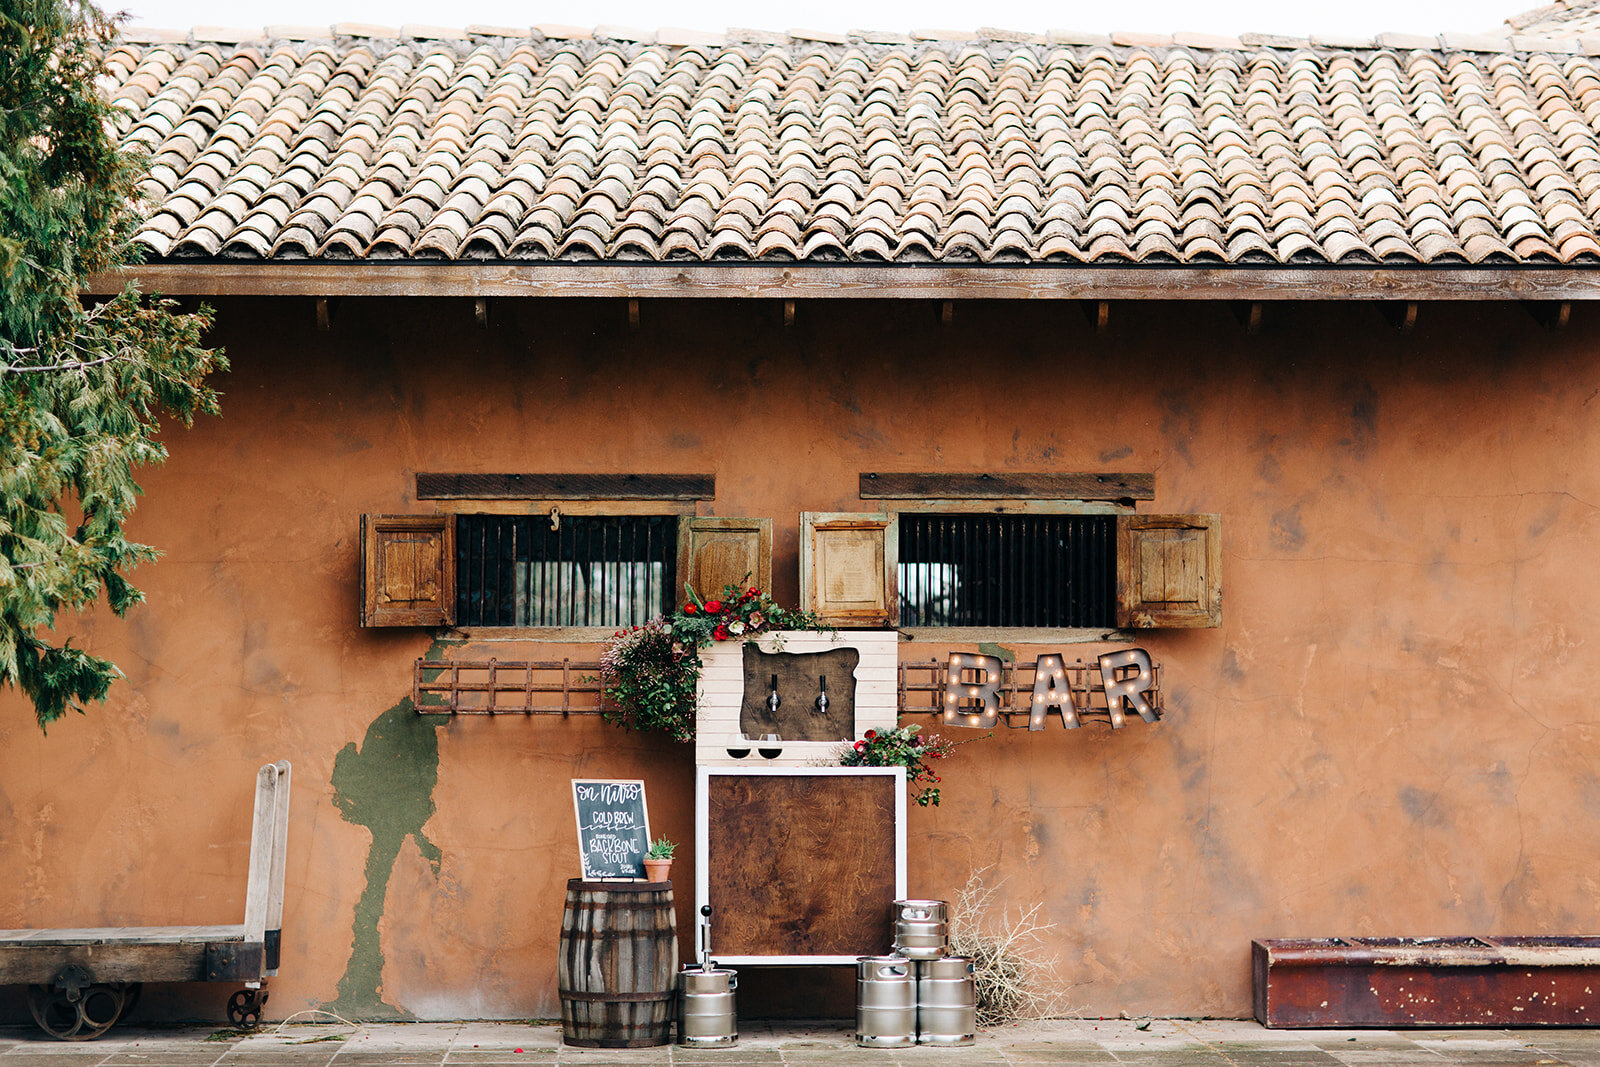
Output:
1080 300 1109 335
474 297 490 328
1231 301 1263 335
1381 301 1418 333
941 300 954 325
784 299 796 327
628 298 640 328
1525 301 1571 331
315 296 334 332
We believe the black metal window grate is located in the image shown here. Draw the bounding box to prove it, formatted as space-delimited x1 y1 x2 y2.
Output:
898 513 1115 628
456 515 676 627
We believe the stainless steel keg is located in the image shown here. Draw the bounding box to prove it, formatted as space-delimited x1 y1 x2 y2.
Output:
892 899 949 960
678 966 738 1047
916 956 977 1046
855 956 915 1048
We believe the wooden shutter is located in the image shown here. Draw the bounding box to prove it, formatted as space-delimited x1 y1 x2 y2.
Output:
800 512 898 627
360 515 456 627
677 517 773 601
1116 513 1221 628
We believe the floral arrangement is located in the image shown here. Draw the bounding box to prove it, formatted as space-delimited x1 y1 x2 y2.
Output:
835 723 957 807
598 583 826 742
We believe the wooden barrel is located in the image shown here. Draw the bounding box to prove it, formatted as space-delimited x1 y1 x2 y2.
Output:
558 879 678 1047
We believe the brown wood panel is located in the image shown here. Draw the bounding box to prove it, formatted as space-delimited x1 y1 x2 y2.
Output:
0 942 214 984
739 646 859 742
707 774 896 957
87 263 1600 301
801 513 897 627
860 472 1154 501
360 514 455 627
677 517 772 601
1116 513 1221 628
417 472 714 500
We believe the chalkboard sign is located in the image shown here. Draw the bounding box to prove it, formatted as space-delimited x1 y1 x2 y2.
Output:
571 779 652 880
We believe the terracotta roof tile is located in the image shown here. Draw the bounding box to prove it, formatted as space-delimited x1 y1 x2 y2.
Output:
103 28 1600 266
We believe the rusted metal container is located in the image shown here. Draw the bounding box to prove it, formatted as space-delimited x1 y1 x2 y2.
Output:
1254 936 1600 1028
856 956 915 1048
916 956 976 1046
892 899 948 961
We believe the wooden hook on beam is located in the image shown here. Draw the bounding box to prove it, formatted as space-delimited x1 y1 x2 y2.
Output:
940 300 954 326
474 297 490 328
627 298 640 328
1381 301 1418 333
1080 300 1110 336
784 299 796 327
1525 301 1571 331
315 296 336 332
1231 301 1264 335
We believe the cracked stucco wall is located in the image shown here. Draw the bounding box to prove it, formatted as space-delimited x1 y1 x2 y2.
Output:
1 297 1597 1021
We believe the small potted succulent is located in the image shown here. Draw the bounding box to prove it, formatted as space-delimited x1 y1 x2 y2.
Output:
643 836 676 882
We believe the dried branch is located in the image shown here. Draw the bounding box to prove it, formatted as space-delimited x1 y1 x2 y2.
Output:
947 865 1074 1025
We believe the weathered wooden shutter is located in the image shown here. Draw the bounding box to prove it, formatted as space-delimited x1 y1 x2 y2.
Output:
360 515 456 627
1116 513 1220 628
677 517 773 602
800 512 898 627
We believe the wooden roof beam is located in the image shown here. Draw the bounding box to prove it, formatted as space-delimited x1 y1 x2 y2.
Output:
85 263 1600 302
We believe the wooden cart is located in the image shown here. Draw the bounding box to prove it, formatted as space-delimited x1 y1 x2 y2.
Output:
0 760 291 1039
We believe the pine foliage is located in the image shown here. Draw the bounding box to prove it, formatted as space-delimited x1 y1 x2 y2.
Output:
0 0 225 729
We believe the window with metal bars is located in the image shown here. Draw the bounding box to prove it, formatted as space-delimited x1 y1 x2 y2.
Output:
455 514 677 628
898 513 1115 628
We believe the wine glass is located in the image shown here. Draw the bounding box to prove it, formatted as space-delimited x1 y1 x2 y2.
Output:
758 733 783 759
725 732 751 759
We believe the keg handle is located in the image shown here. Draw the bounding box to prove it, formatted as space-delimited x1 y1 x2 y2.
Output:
881 963 907 978
699 904 713 972
907 907 929 919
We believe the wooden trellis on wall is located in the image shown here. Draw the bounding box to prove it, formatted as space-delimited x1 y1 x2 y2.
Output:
415 656 1160 726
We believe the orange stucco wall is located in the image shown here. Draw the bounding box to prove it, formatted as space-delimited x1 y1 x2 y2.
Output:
3 296 1599 1022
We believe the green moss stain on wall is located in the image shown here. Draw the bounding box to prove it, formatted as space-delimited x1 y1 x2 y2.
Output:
327 643 453 1018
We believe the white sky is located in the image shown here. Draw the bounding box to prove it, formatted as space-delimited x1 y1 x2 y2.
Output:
121 0 1523 41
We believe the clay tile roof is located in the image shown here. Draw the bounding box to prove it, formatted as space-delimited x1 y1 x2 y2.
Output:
105 25 1600 266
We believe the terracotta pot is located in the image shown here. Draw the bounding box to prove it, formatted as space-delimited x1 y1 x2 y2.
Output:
643 858 672 882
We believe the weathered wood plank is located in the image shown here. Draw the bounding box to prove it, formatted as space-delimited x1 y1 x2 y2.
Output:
84 262 1600 301
417 472 715 500
860 472 1154 500
0 942 220 984
0 924 244 945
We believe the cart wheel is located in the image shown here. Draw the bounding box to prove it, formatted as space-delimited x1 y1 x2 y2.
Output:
226 988 268 1029
27 980 129 1041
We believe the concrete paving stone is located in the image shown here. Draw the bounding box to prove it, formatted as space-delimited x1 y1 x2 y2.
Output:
0 1059 120 1067
444 1055 557 1062
1218 1056 1347 1066
665 1053 783 1063
1320 1055 1450 1065
328 1056 446 1063
994 1049 1117 1062
1097 1055 1235 1066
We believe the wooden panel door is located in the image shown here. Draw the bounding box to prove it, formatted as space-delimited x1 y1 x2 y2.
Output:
800 512 897 627
1115 513 1220 628
677 516 772 602
360 514 455 626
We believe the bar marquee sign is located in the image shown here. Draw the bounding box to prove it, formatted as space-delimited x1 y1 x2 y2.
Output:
942 649 1160 730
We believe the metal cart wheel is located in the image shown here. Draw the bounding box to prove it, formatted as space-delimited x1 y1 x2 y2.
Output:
226 987 268 1029
27 966 132 1041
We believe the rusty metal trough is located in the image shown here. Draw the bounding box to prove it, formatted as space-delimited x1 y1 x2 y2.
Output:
1254 936 1600 1028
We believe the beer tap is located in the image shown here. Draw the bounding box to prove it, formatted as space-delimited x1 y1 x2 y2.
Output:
766 674 781 716
814 674 830 716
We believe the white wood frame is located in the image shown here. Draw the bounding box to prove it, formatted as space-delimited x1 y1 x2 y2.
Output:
694 765 907 966
694 630 899 767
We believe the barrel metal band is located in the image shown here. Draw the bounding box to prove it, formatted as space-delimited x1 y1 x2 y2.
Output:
560 991 675 1003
